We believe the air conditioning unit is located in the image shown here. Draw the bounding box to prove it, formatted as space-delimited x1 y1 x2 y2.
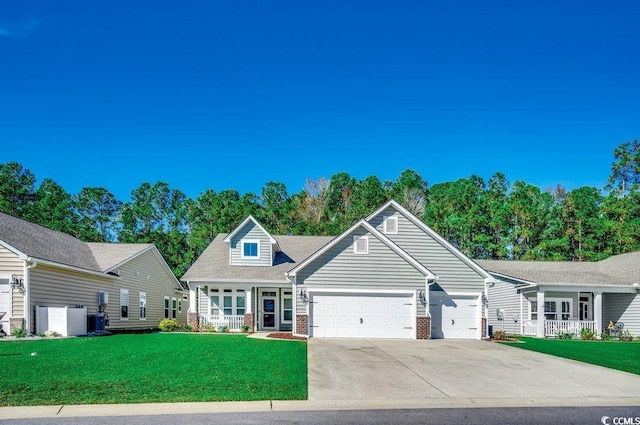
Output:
98 291 108 305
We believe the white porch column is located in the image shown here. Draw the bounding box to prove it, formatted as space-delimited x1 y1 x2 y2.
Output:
246 287 253 314
519 291 524 335
594 291 603 335
536 288 545 338
189 286 196 312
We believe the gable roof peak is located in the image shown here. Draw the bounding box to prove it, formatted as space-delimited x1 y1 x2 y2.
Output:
222 214 280 251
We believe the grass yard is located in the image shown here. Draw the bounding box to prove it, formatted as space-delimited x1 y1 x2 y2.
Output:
0 333 307 406
503 337 640 375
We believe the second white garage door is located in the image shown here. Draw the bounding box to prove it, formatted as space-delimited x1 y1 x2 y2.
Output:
430 293 480 339
310 293 414 339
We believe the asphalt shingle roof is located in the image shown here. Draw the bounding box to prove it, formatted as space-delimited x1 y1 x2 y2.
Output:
0 211 151 272
477 252 640 286
181 233 334 282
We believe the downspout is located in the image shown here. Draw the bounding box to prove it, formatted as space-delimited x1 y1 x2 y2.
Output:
484 278 495 339
23 258 38 335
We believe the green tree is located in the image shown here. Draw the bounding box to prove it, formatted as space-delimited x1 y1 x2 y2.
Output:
75 187 122 242
606 139 640 196
561 186 606 261
0 162 36 217
32 178 79 236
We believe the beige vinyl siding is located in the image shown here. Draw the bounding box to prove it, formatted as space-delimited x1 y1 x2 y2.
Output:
28 249 185 332
230 222 272 266
487 280 523 334
369 206 486 293
0 245 24 320
296 228 426 311
604 293 640 335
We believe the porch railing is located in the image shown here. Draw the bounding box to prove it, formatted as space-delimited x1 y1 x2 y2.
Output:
522 320 597 337
198 315 245 331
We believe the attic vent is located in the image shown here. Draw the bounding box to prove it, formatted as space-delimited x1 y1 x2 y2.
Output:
353 235 369 254
383 216 398 234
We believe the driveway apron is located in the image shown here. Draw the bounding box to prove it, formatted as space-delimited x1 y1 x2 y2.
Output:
307 338 640 401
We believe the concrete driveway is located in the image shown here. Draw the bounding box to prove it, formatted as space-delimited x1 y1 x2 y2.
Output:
308 338 640 402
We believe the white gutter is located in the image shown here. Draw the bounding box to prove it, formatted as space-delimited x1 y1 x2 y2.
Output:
23 259 38 335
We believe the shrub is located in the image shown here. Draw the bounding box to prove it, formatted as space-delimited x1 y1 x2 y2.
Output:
181 324 193 333
492 330 508 340
600 331 614 341
218 325 229 333
158 319 180 332
556 330 574 340
199 323 216 333
241 324 250 333
580 328 596 340
12 328 27 338
619 330 634 342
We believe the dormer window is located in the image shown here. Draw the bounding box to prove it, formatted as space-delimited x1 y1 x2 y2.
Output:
383 216 398 234
241 240 260 258
353 235 369 254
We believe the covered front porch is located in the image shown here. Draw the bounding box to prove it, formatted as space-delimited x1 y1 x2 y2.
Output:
518 282 637 338
188 282 293 332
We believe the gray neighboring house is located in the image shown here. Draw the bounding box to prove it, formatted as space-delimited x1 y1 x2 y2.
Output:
0 211 187 335
182 200 495 339
478 253 640 337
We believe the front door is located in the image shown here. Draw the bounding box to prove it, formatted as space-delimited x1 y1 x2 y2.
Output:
261 297 277 330
580 301 589 320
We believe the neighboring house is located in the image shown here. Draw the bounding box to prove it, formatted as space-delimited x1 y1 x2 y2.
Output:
478 254 640 337
0 211 187 336
182 200 495 339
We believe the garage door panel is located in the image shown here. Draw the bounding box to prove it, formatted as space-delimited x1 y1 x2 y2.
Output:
430 294 479 339
310 293 413 339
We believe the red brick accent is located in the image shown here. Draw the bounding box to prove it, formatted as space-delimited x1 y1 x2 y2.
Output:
187 312 199 330
296 314 308 336
243 313 255 332
416 316 431 339
481 317 487 338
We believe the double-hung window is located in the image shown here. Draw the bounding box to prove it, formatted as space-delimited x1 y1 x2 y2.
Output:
282 291 292 322
139 292 146 320
120 289 129 320
210 289 246 316
241 240 260 258
172 297 177 319
164 297 170 319
531 299 572 321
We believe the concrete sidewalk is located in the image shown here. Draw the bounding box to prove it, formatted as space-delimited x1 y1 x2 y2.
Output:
2 397 640 420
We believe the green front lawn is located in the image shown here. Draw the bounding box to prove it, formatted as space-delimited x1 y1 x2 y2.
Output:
503 337 640 375
0 333 307 406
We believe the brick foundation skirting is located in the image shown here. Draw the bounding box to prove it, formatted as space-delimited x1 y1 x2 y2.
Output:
482 317 487 338
416 316 431 339
243 313 255 332
187 312 199 330
296 314 308 336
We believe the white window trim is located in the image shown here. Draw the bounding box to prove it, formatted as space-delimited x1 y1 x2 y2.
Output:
139 291 147 321
383 216 398 234
211 289 246 316
282 292 293 324
120 288 129 321
530 297 573 321
241 239 261 259
353 235 369 254
164 296 170 319
172 297 177 319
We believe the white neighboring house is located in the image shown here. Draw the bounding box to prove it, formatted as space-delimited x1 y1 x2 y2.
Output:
479 254 640 337
182 200 495 339
0 211 187 335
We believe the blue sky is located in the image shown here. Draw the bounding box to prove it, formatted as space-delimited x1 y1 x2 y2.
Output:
1 1 638 202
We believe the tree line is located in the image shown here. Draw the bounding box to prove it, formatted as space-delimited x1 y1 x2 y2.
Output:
1 140 639 278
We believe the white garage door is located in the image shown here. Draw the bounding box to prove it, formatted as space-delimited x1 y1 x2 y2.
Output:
310 293 414 339
0 281 11 332
430 294 479 339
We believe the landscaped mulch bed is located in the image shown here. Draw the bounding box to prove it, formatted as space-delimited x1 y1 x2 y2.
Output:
266 332 307 340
